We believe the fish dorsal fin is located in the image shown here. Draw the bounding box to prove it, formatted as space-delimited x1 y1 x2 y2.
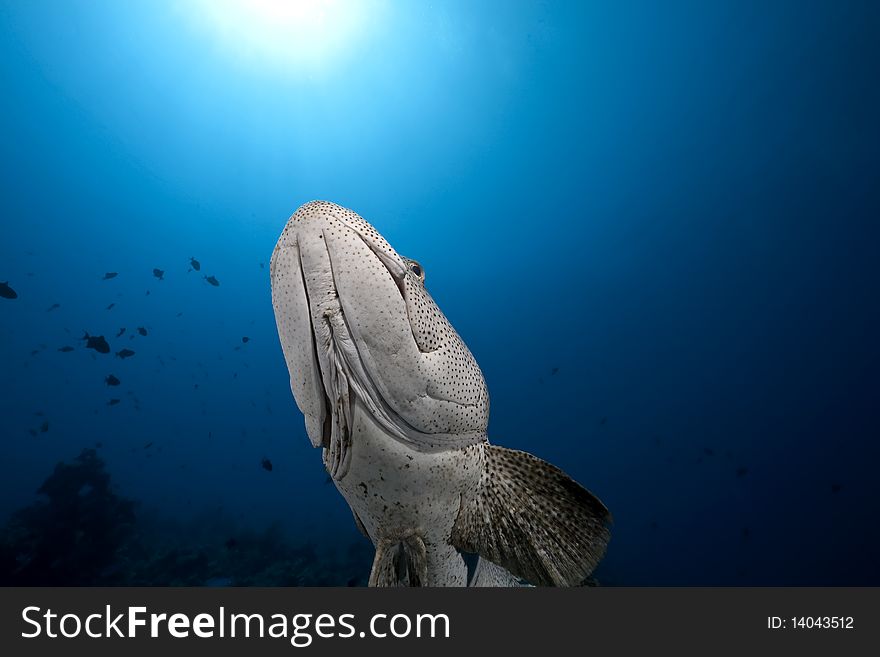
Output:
450 444 612 587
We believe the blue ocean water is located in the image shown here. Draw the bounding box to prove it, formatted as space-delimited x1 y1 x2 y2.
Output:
1 1 878 585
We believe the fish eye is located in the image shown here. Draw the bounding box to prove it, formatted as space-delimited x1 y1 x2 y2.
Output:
407 259 425 282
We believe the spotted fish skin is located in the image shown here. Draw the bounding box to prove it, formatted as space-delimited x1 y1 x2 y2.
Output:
271 201 611 587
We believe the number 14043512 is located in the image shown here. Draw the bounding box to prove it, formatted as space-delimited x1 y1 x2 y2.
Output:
767 616 854 630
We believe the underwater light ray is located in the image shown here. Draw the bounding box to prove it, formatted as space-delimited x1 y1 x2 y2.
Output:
186 0 382 76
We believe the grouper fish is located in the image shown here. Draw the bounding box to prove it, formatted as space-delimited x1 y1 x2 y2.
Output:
270 201 611 586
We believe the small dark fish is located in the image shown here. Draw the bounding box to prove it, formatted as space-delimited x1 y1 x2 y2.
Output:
95 441 103 447
189 257 201 271
107 398 120 406
40 421 49 433
599 416 608 426
47 303 60 312
703 448 715 456
83 333 110 354
58 346 74 352
105 374 121 386
137 327 148 336
28 429 37 437
176 312 183 317
259 262 265 269
261 458 273 472
145 290 150 296
241 336 250 343
224 537 238 550
0 282 18 299
106 302 115 310
736 466 748 478
116 348 135 359
102 272 118 280
742 527 750 539
153 268 165 280
346 577 359 587
143 442 153 449
116 327 126 337
204 275 220 287
831 483 842 494
550 367 559 375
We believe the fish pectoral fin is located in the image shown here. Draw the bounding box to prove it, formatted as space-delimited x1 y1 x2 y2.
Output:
450 444 612 587
368 533 428 587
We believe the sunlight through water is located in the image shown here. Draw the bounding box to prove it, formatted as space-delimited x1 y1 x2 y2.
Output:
185 0 386 77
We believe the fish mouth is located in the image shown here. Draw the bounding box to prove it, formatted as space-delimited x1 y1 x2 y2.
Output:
310 224 427 472
305 237 350 478
273 215 416 480
299 243 335 457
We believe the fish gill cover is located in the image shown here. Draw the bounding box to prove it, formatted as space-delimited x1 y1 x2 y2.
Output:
0 1 878 585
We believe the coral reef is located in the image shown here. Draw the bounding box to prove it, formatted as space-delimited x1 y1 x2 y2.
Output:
0 449 135 585
0 450 370 586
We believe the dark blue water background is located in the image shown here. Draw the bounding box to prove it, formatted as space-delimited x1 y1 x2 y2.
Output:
1 1 878 584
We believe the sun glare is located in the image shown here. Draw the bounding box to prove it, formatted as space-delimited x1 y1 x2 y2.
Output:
188 0 382 76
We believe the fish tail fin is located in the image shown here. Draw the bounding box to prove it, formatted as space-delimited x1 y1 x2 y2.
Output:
450 444 612 587
368 533 427 587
